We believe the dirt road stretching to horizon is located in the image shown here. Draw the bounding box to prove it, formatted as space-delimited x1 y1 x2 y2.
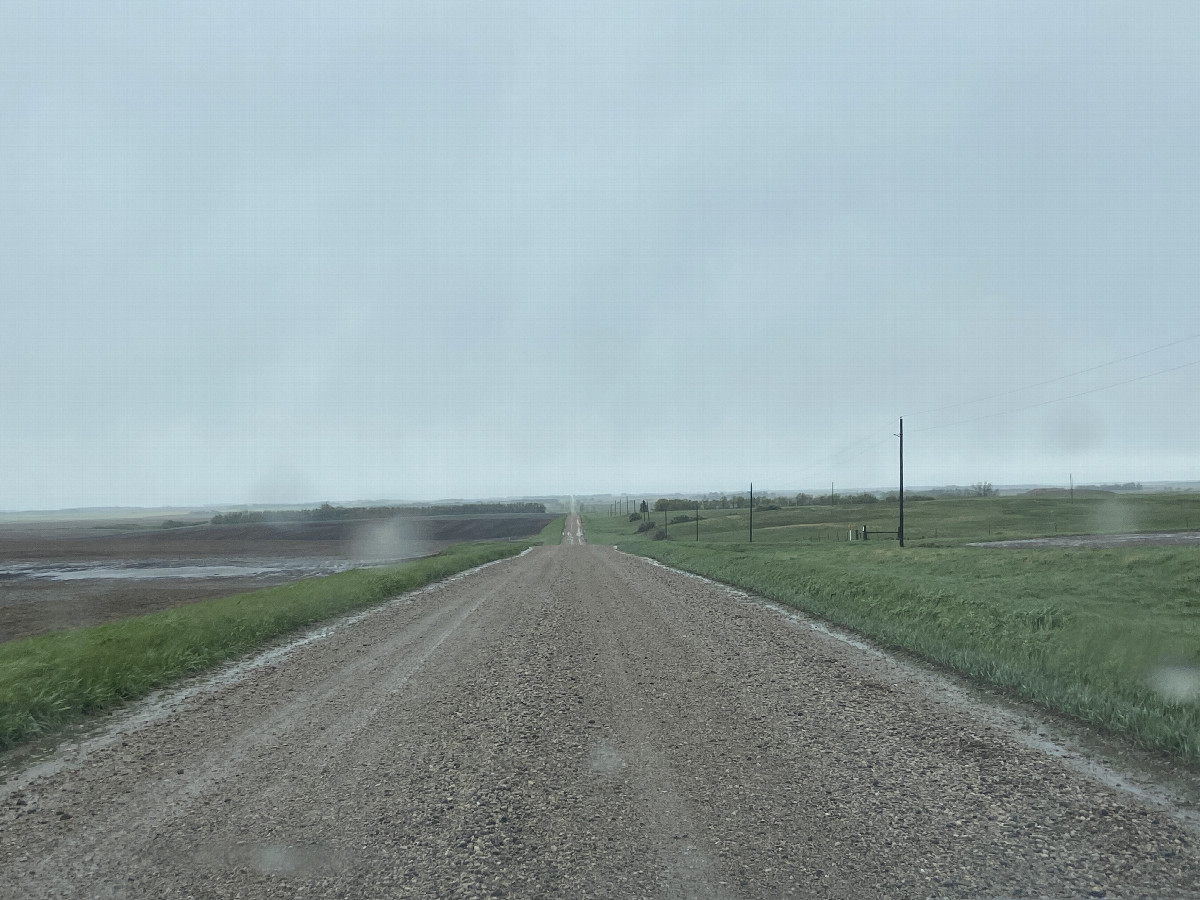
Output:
2 515 1198 898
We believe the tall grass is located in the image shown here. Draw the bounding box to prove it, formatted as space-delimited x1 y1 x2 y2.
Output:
0 541 529 752
587 504 1200 763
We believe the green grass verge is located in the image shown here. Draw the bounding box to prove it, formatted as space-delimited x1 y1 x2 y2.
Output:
587 508 1200 764
536 515 566 545
0 541 530 752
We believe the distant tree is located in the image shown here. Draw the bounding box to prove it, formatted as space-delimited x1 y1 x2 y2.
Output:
653 499 699 512
971 482 997 498
842 492 879 505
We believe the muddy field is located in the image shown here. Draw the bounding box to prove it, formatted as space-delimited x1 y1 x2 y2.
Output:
0 514 555 642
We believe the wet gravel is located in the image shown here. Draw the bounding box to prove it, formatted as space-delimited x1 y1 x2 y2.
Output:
2 517 1199 898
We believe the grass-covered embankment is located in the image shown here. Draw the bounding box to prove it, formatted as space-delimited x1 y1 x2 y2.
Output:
537 514 566 545
0 540 534 752
587 508 1200 763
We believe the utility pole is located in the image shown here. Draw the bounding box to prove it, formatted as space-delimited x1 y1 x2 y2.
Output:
1070 473 1074 504
831 482 835 507
897 417 905 548
695 500 700 541
749 482 754 543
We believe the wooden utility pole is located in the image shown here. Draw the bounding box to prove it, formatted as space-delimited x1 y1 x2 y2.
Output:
898 417 905 548
695 500 700 541
749 482 754 543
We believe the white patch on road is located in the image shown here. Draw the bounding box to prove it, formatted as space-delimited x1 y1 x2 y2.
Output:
661 845 732 900
562 514 586 545
587 739 625 775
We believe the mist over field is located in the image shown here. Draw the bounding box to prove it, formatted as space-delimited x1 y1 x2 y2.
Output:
2 1 1199 509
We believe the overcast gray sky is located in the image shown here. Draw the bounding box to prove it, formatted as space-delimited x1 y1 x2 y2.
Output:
3 1 1198 509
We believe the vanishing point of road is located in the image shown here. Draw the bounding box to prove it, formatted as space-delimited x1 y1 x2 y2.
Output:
2 515 1198 899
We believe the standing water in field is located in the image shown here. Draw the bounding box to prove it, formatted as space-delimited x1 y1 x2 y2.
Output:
0 561 347 581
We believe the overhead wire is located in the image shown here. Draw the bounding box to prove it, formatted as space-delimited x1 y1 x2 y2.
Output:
905 332 1200 420
908 357 1200 433
787 423 897 484
783 333 1199 488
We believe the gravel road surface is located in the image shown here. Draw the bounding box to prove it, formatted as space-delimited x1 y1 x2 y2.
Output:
3 516 1199 898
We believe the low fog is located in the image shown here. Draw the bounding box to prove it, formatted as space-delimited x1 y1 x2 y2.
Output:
348 518 428 564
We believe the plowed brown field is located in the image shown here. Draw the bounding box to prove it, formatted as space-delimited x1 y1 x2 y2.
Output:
0 514 555 641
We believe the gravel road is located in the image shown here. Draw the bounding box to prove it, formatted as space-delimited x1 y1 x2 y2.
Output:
3 515 1199 899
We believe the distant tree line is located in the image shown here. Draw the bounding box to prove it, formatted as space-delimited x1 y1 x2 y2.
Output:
650 492 938 512
929 483 999 498
211 501 546 525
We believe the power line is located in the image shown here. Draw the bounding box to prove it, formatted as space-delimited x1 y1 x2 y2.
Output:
906 332 1200 420
909 357 1200 434
788 423 895 483
785 336 1200 489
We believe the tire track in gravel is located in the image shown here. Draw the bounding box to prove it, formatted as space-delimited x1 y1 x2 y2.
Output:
3 522 1200 899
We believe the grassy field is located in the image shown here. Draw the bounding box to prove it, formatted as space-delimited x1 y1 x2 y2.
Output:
586 495 1200 763
0 536 552 752
589 493 1200 547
